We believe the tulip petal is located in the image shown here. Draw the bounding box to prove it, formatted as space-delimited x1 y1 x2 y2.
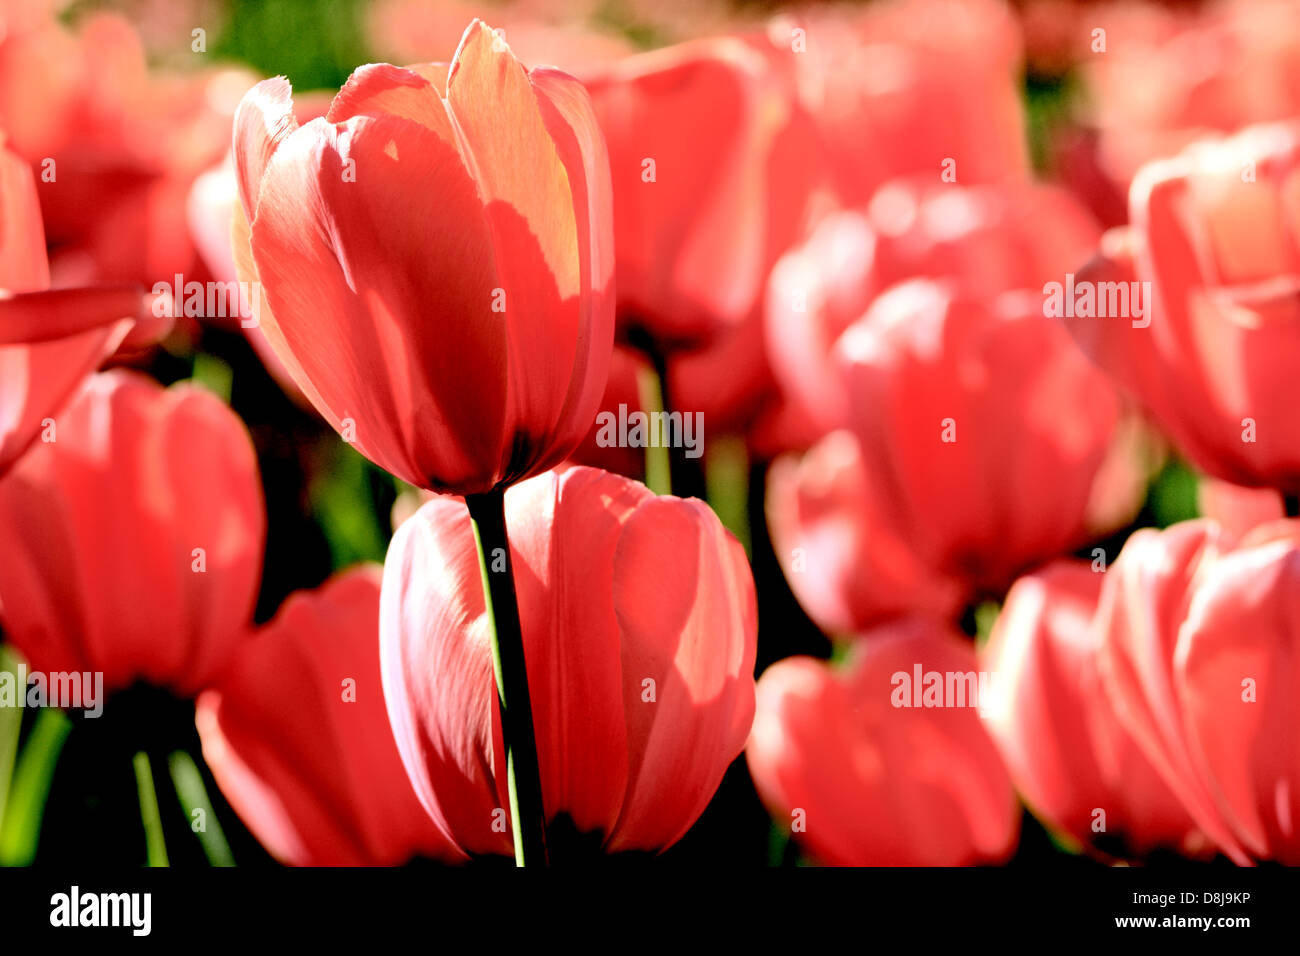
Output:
524 66 616 471
326 63 455 142
506 469 645 843
380 497 511 857
607 496 757 850
0 285 153 345
1095 521 1251 862
445 23 591 481
1179 538 1300 863
0 143 49 291
233 76 299 220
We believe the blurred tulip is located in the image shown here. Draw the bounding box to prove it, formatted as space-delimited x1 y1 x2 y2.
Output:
832 280 1121 596
747 619 1019 865
380 466 756 858
1095 519 1300 864
585 33 828 348
784 0 1029 207
0 369 264 696
765 179 1101 437
766 430 964 634
0 138 167 475
197 567 461 866
232 20 614 494
0 10 248 285
1078 0 1300 201
981 561 1207 859
1065 123 1300 488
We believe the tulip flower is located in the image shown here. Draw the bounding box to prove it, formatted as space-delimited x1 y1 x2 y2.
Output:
232 19 614 496
1078 1 1300 202
980 562 1207 859
0 370 264 696
584 33 828 348
197 567 460 866
747 619 1019 865
1094 519 1300 864
380 466 757 860
765 179 1101 438
832 280 1121 597
786 0 1029 207
0 10 246 284
1064 123 1300 488
766 430 965 634
0 138 167 475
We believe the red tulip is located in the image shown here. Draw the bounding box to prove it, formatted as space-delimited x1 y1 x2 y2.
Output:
832 280 1121 595
197 567 460 866
0 10 244 284
765 179 1101 437
786 0 1029 207
380 466 757 858
584 34 828 348
0 370 264 696
1095 519 1300 864
747 619 1019 865
980 561 1207 859
1078 1 1300 201
0 138 167 476
232 20 614 494
766 430 964 634
1064 122 1300 489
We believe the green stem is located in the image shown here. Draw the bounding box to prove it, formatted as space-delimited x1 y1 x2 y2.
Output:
0 707 72 865
0 646 23 833
466 488 548 867
168 750 234 866
705 435 751 555
635 362 672 496
133 751 169 867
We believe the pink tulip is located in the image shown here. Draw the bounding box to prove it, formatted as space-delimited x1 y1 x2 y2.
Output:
1065 123 1300 488
380 466 756 858
981 561 1207 859
747 619 1019 865
197 567 461 866
232 20 614 495
1096 519 1300 863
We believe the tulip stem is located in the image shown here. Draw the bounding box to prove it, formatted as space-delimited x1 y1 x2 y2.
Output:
635 363 672 496
466 489 548 867
630 334 706 500
133 751 169 867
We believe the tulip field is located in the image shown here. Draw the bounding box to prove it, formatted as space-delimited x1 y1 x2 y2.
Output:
0 0 1298 938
